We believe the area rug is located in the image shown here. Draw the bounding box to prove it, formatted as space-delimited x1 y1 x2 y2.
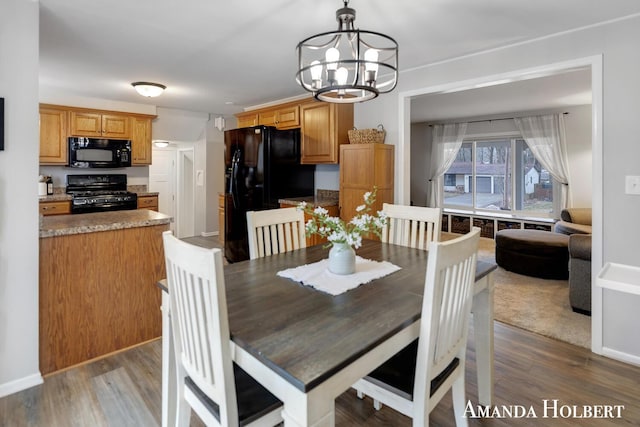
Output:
445 233 591 349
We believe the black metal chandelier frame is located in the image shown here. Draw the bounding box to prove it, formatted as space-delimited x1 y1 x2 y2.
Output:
296 1 398 103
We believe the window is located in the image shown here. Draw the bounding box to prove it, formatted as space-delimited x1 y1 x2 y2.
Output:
443 138 554 217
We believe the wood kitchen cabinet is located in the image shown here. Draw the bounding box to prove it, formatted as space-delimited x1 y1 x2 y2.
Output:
218 193 226 244
258 104 300 129
234 98 353 164
39 200 71 216
39 104 156 165
236 112 258 128
300 101 353 164
39 105 68 164
70 111 131 139
339 143 394 223
137 194 158 211
235 102 300 130
131 116 152 165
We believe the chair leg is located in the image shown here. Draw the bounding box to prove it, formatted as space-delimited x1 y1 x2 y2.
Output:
356 390 364 399
176 392 192 427
373 399 382 411
451 376 469 427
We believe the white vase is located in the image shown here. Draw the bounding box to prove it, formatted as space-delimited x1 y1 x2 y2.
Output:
328 242 356 275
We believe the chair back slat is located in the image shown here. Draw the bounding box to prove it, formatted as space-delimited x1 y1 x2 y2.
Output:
163 231 239 425
380 203 442 250
420 228 479 380
247 208 306 260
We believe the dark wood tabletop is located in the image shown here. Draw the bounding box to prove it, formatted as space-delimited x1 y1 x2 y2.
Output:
201 239 496 393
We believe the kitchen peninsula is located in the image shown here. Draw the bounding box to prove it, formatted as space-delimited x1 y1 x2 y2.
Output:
39 210 171 374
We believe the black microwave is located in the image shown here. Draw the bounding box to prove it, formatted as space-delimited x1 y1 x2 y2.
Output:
68 137 132 168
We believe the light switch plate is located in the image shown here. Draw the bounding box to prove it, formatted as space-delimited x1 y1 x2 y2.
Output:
625 175 640 195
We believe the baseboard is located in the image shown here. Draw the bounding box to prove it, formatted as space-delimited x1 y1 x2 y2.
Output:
0 373 43 398
200 231 219 237
602 347 640 367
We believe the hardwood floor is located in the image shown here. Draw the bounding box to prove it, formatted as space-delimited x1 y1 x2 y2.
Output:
2 321 639 426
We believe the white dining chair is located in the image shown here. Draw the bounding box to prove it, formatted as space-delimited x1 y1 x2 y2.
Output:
352 227 480 426
246 207 306 259
162 231 283 427
381 203 442 250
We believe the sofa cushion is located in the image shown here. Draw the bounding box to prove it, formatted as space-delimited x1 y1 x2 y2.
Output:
560 208 592 225
554 221 592 235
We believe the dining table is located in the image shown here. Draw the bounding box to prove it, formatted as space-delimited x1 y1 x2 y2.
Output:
158 239 496 427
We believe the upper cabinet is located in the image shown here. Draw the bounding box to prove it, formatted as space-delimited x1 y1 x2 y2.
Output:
131 116 152 165
259 104 300 129
236 112 258 128
39 105 69 165
234 98 353 164
236 103 301 130
300 101 352 164
70 111 130 139
39 104 156 166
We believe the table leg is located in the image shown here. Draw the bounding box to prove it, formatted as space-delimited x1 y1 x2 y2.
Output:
280 394 335 427
472 273 495 406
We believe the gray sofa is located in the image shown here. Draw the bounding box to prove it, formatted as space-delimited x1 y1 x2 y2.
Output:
554 208 592 315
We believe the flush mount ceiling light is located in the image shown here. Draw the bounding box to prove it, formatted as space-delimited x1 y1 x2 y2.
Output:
296 0 398 103
152 140 170 148
131 82 166 98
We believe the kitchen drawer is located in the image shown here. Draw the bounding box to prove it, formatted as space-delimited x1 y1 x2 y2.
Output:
137 195 158 211
39 200 71 216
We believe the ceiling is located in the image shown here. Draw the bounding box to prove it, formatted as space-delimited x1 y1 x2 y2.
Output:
38 0 640 117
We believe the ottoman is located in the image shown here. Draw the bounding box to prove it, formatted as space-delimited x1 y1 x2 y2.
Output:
495 229 569 279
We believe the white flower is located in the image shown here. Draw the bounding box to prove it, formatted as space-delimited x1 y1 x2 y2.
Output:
355 204 366 212
363 191 372 201
313 206 328 216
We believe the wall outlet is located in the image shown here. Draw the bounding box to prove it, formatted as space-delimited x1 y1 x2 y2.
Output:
625 175 640 195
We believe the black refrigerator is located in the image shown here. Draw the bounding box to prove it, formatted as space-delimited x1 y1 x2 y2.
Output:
224 125 315 263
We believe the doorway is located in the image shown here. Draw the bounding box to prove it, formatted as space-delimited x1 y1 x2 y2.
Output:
398 56 603 352
177 148 196 238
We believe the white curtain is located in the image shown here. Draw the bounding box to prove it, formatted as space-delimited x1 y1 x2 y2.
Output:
427 122 468 207
514 114 571 211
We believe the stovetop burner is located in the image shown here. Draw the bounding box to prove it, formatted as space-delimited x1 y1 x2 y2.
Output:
66 174 138 214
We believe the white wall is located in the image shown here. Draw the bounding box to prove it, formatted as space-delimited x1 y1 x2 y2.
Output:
205 119 225 234
410 123 431 206
0 0 42 397
356 15 640 268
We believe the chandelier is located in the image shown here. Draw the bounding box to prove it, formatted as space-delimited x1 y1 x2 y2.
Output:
296 0 398 103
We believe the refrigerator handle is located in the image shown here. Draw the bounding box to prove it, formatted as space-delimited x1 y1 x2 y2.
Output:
230 149 241 209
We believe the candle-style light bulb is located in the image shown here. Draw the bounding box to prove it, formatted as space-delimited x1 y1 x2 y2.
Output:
310 60 322 80
364 49 378 85
325 47 340 70
325 47 340 84
336 67 348 85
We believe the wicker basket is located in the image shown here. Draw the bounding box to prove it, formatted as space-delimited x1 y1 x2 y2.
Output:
348 124 386 144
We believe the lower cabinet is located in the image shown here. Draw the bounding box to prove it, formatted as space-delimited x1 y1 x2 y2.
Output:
137 195 158 211
39 200 71 216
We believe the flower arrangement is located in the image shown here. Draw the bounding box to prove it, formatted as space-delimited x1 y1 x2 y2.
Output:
297 187 388 249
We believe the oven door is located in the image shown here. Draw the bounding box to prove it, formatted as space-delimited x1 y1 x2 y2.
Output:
71 194 138 214
68 137 132 168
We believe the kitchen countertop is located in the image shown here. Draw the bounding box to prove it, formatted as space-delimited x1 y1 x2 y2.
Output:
279 195 339 208
40 209 172 238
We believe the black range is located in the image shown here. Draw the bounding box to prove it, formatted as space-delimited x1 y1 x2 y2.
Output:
66 174 138 214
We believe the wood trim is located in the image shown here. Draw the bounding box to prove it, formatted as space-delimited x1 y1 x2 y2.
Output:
39 103 157 120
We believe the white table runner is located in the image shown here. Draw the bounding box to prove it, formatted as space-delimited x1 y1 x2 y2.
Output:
277 256 401 296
